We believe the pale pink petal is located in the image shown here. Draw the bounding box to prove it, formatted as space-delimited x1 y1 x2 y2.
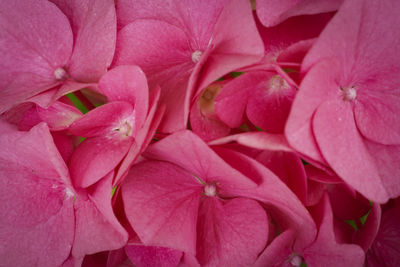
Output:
313 99 388 203
0 121 74 266
256 0 342 27
125 245 182 267
0 0 73 112
72 172 128 258
197 197 268 267
98 65 149 129
50 0 116 82
121 161 201 254
69 136 133 188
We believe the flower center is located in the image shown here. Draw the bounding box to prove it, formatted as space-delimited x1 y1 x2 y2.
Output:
268 75 290 94
204 183 217 197
289 254 303 267
340 86 357 101
54 67 68 80
192 50 203 63
114 121 134 137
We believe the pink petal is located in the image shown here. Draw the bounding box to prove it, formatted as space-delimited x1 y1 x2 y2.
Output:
114 19 194 133
37 101 82 130
145 130 258 190
72 172 128 258
354 203 381 252
98 65 149 129
0 0 73 112
312 99 388 203
209 132 293 152
302 0 400 145
365 141 400 199
197 197 268 267
196 0 264 93
213 147 316 251
121 161 201 254
214 72 255 128
285 59 339 165
366 202 400 266
246 73 296 133
125 245 182 267
69 135 133 188
256 0 342 27
0 121 74 266
114 88 164 186
50 0 117 82
69 101 134 137
190 95 230 142
253 230 295 267
303 194 365 266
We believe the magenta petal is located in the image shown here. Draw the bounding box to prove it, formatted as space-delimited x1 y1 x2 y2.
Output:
69 101 134 137
125 245 182 267
0 0 73 112
354 203 381 252
69 135 132 188
122 161 201 254
50 0 117 82
98 65 149 129
313 100 388 203
197 197 268 267
304 195 365 266
72 173 128 258
0 121 74 266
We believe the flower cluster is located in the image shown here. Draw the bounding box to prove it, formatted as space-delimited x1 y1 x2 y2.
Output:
0 0 399 266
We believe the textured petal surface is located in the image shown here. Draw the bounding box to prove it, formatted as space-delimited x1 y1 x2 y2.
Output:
72 173 128 258
0 0 73 112
122 161 201 254
256 0 342 27
98 66 149 129
197 197 268 267
125 245 182 267
69 135 132 188
50 0 116 82
37 101 82 130
313 100 388 203
303 0 400 145
0 122 74 267
145 130 258 190
303 194 365 267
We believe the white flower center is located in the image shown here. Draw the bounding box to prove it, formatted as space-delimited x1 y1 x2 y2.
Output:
204 184 217 197
114 121 133 137
54 67 68 80
289 255 303 266
341 86 357 101
192 50 203 63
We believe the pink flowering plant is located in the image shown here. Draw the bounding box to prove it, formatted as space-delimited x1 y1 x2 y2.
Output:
0 0 399 266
